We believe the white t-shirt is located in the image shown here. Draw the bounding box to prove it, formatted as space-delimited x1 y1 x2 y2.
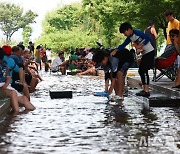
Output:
51 57 62 71
85 52 93 60
46 50 52 61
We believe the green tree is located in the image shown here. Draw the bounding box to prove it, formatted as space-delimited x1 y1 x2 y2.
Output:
22 25 32 46
48 5 79 30
127 0 180 50
83 0 180 49
36 29 99 52
0 3 37 43
38 0 180 51
37 3 102 51
82 0 136 47
124 0 180 39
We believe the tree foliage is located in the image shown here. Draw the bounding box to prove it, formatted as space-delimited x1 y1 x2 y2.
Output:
36 29 98 52
37 0 180 52
37 3 103 52
0 3 37 43
48 5 79 30
22 25 32 46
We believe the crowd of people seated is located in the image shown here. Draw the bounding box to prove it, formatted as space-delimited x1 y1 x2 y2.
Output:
0 43 45 115
50 47 98 76
0 43 103 115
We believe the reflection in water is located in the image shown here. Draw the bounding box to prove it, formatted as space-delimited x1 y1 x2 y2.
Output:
0 72 179 154
104 105 130 124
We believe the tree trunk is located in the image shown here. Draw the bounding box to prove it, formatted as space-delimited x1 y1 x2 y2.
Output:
6 32 14 44
6 35 9 44
157 16 168 40
162 27 167 40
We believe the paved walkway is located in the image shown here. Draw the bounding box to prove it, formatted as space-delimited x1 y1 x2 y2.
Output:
127 69 180 98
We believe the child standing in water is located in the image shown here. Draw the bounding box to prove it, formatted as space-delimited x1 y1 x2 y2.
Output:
93 48 134 101
111 22 155 97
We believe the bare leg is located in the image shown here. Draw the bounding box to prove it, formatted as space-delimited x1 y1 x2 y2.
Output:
23 83 30 100
39 61 42 70
18 96 36 111
45 63 49 72
143 85 149 92
78 67 95 75
174 68 180 86
60 66 66 75
5 89 19 113
76 69 82 73
114 79 118 95
19 68 25 83
37 74 43 81
29 77 38 93
116 71 125 97
59 61 69 75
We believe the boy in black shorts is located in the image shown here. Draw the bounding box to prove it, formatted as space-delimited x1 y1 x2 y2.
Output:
93 48 134 101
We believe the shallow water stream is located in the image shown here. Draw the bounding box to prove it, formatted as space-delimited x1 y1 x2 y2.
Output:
0 72 179 154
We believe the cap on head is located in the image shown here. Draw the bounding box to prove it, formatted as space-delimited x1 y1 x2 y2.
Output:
2 45 12 55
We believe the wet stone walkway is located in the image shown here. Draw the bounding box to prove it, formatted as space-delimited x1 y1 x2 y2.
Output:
0 72 179 154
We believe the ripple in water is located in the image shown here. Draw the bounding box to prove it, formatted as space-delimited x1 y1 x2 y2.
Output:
0 71 179 154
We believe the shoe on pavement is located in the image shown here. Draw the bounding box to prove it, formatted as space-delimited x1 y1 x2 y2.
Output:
136 90 150 98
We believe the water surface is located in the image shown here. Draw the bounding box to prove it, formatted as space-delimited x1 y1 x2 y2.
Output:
0 72 179 154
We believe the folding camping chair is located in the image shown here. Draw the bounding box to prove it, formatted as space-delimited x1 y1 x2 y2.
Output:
152 45 178 82
153 63 177 82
